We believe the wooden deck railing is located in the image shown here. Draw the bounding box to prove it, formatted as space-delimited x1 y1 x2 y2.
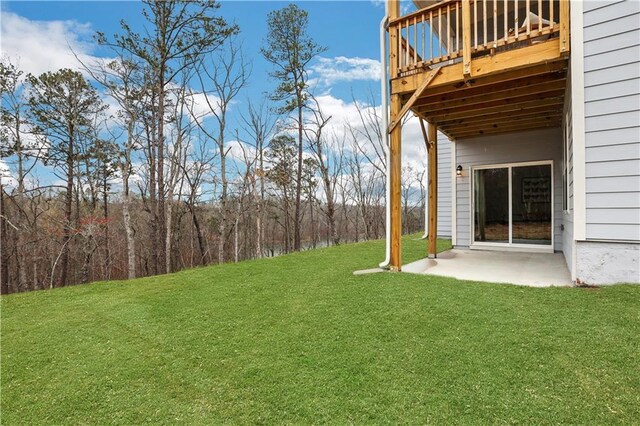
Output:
389 0 569 78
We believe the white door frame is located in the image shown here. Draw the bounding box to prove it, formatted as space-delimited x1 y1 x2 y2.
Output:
470 160 554 253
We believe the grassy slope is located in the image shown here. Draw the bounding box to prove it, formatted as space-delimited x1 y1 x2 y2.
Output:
2 236 639 424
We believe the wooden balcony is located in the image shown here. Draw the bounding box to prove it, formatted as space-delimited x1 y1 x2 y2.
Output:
389 0 570 140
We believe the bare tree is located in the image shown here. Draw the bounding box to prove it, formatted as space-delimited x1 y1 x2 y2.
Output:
190 39 249 264
97 0 237 274
181 137 215 266
0 59 43 290
241 101 275 259
84 57 147 280
304 97 344 246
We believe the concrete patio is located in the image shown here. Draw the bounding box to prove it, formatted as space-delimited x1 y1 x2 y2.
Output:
403 249 573 287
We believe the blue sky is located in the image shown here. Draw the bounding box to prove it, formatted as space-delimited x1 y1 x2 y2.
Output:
2 1 393 102
1 0 428 193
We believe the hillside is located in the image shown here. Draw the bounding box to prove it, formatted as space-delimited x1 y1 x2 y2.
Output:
2 236 639 424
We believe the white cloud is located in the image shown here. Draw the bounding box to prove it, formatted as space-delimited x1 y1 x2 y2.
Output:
184 90 223 124
0 11 103 76
309 56 381 88
227 139 257 163
309 94 427 172
0 159 13 187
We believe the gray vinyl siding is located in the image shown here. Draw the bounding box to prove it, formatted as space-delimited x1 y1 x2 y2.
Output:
437 132 452 238
419 131 452 238
583 0 640 242
454 128 564 251
563 78 574 274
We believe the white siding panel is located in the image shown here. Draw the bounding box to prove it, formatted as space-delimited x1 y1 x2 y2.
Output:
585 63 640 87
584 29 640 56
584 13 638 40
583 0 637 23
587 208 640 224
583 45 640 72
585 94 640 117
585 110 640 132
586 175 640 193
584 0 626 14
587 192 640 208
586 224 640 241
586 159 640 177
584 127 640 147
586 143 640 163
583 0 640 243
585 79 640 101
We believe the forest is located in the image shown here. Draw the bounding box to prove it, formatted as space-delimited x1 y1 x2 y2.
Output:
0 1 427 294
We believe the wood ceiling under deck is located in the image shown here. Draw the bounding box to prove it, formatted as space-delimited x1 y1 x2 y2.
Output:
410 60 568 140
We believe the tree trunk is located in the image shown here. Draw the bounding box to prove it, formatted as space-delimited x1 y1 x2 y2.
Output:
309 197 315 249
218 119 228 265
189 203 207 265
60 130 74 287
165 200 173 273
293 102 303 251
122 126 136 279
102 175 110 280
147 121 158 276
157 76 167 275
256 148 266 259
254 176 263 259
322 172 339 246
80 235 94 284
234 215 240 263
0 184 9 295
122 190 136 280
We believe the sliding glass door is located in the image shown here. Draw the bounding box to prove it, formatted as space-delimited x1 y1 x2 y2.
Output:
473 162 553 248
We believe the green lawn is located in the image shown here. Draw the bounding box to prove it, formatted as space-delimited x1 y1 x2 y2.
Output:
2 236 639 424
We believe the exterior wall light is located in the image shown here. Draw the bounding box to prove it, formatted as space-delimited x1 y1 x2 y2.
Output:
456 165 463 177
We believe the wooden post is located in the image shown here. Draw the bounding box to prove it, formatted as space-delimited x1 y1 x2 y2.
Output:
389 0 402 271
389 0 400 78
390 96 402 271
427 122 438 258
462 0 472 76
559 0 570 54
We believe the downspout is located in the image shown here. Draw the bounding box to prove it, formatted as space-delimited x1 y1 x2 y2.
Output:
378 5 391 269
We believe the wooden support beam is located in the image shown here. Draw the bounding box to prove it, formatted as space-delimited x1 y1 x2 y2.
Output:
427 122 438 258
462 0 472 76
419 117 430 152
392 38 564 95
413 79 566 111
559 0 570 54
416 89 565 118
442 115 561 134
410 71 566 108
453 120 561 139
438 106 563 127
398 61 567 99
389 0 401 79
429 97 564 122
389 0 402 271
390 93 402 271
389 68 440 133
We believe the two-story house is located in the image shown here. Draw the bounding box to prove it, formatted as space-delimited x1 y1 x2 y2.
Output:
379 0 639 284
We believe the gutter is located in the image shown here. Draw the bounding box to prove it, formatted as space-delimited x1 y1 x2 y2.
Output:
378 5 392 269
